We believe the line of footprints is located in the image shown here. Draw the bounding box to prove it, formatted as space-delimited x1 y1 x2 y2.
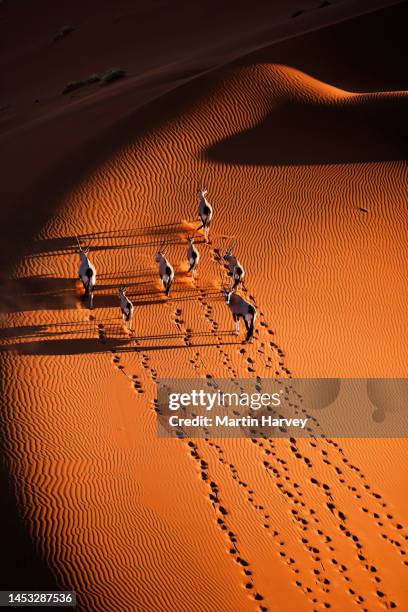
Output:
89 267 405 610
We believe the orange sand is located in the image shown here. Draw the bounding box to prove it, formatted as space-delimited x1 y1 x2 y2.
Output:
0 1 407 610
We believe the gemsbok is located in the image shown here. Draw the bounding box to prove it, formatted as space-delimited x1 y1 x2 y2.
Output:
118 286 134 331
197 185 213 240
155 243 175 296
220 271 256 342
223 246 245 291
76 235 96 309
187 235 200 277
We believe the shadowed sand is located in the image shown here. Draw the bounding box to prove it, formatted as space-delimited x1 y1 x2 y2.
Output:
0 1 407 611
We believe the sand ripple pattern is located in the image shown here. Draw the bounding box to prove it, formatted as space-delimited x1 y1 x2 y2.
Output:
1 61 407 611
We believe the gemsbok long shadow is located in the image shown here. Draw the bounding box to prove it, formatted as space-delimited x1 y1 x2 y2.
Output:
0 273 221 314
205 94 407 166
0 335 239 356
0 338 128 356
0 276 78 313
0 275 120 313
0 322 103 342
0 324 231 343
25 223 191 258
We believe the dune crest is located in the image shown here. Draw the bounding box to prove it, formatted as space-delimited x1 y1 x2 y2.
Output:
1 3 407 610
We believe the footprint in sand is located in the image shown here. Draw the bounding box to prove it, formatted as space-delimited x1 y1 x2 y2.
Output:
98 323 107 343
132 375 144 394
216 439 318 598
187 440 267 602
174 307 184 327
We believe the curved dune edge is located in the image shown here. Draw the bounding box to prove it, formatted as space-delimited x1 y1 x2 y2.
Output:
1 43 407 612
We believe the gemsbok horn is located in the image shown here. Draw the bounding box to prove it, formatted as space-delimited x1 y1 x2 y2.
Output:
197 183 213 240
118 286 134 331
155 241 175 296
223 245 245 291
219 269 256 343
76 235 96 309
187 234 200 277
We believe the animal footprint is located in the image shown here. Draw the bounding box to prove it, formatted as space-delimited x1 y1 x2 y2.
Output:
98 323 107 343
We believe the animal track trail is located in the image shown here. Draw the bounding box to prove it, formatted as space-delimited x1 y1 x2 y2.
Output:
206 245 403 607
168 376 268 612
254 439 371 608
324 501 398 608
195 283 240 380
210 242 404 587
168 317 397 602
273 397 405 563
163 318 270 608
249 307 294 379
241 432 373 605
165 288 280 605
335 447 406 527
91 312 149 400
280 409 407 563
188 350 203 371
201 412 328 604
252 439 396 608
209 246 289 378
104 308 268 600
306 439 406 535
205 440 323 606
123 291 269 606
185 438 268 609
150 292 392 607
310 444 407 560
172 305 194 348
193 277 262 385
138 350 158 383
111 350 145 392
162 409 266 602
202 252 351 595
285 440 400 608
206 432 364 608
97 322 107 344
285 406 408 550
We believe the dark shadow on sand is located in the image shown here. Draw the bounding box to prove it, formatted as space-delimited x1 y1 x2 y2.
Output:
0 276 79 313
0 336 240 356
25 223 192 259
246 3 408 93
0 457 59 591
205 94 407 167
204 3 408 167
0 273 220 314
1 4 406 270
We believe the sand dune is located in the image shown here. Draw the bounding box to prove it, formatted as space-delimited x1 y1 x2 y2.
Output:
0 2 407 611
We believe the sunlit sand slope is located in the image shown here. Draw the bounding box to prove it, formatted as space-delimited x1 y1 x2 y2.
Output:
1 5 407 611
